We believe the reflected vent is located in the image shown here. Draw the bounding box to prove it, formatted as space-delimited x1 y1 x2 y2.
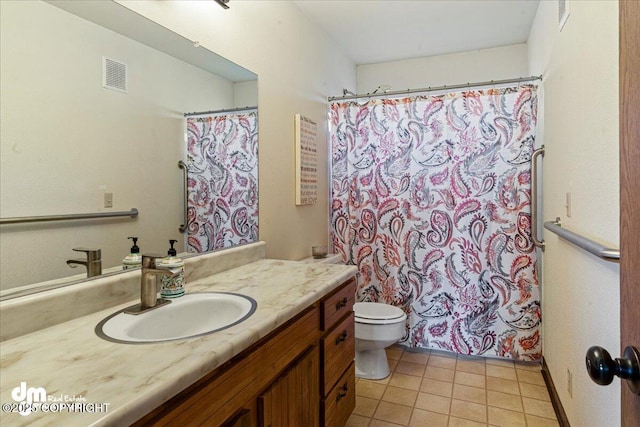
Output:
103 57 127 93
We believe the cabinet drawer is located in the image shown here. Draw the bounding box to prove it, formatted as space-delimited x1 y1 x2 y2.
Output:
321 278 355 331
321 312 354 395
322 362 355 427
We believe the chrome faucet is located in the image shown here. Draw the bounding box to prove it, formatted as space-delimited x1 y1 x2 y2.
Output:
66 248 102 278
125 254 180 315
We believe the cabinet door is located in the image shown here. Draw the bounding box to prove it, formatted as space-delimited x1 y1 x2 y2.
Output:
221 408 252 427
258 346 319 427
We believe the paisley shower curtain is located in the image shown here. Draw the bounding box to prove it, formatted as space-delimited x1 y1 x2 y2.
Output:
329 86 541 361
185 110 258 253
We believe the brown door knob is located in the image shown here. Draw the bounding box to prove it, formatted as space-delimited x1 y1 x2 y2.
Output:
585 345 640 395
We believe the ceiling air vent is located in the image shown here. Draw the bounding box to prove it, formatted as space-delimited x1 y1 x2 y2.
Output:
103 57 127 93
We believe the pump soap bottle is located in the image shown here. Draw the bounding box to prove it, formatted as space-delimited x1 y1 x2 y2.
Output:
122 237 142 270
159 239 185 298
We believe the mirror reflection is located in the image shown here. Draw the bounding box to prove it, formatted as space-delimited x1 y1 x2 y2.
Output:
0 0 258 296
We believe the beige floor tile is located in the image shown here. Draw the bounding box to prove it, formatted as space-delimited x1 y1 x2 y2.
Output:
350 352 559 427
390 358 400 371
387 347 404 361
454 371 486 388
485 358 515 367
363 375 391 385
353 395 380 417
357 380 387 399
420 378 454 398
487 390 523 412
382 386 418 407
414 392 451 415
516 369 546 386
448 417 487 427
345 413 372 427
373 401 413 425
389 373 423 391
449 399 487 423
486 377 520 395
429 355 458 370
456 359 486 375
526 414 561 426
370 419 406 427
401 351 430 365
409 408 449 427
485 364 517 381
425 366 455 382
452 384 486 404
515 361 542 371
522 397 556 419
395 361 426 377
487 406 526 427
519 382 551 401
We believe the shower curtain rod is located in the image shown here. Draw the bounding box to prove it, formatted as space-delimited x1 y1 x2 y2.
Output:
328 75 543 102
184 105 257 117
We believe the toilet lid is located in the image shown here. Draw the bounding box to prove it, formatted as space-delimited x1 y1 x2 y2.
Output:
354 302 406 321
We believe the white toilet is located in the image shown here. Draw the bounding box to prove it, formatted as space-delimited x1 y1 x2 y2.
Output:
354 302 407 380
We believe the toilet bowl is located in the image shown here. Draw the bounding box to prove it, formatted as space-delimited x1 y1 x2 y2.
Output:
354 302 407 380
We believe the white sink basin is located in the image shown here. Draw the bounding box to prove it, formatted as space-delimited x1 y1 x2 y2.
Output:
96 292 256 343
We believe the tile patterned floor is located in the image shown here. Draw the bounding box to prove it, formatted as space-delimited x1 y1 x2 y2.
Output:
347 346 560 427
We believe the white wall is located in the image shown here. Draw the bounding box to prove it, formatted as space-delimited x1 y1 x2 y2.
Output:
0 1 243 288
528 1 620 426
1 0 354 289
118 0 357 261
357 44 528 94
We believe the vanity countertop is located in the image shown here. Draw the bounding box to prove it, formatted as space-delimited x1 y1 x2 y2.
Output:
0 259 357 426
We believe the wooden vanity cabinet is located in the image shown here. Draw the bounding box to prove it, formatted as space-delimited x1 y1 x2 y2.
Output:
320 278 356 427
133 278 355 427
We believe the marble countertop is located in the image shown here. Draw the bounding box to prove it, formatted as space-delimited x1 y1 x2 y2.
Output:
0 259 357 426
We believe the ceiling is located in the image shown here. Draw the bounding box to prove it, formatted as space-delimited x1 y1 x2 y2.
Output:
293 0 540 65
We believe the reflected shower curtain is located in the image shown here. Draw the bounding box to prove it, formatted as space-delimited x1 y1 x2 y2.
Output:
329 86 540 361
186 110 258 252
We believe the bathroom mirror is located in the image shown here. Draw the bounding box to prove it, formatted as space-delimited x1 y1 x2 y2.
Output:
0 0 258 297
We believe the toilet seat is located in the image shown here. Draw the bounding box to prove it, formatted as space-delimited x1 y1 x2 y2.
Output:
354 302 407 325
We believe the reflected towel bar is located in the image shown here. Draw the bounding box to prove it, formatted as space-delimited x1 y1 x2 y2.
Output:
0 208 138 225
178 160 188 233
543 218 620 261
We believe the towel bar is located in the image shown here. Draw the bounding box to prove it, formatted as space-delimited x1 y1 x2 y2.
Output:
543 218 620 261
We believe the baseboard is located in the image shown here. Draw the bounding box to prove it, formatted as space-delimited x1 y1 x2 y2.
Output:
541 357 571 427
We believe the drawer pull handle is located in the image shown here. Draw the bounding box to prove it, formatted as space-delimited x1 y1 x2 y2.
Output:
335 330 348 345
336 384 349 402
335 297 348 310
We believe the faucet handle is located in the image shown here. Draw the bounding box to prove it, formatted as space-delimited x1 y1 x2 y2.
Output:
72 247 101 260
141 254 165 269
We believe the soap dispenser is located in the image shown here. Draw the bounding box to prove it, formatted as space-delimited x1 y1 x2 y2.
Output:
159 239 185 298
122 237 142 270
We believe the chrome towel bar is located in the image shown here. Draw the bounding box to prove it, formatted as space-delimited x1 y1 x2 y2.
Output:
543 218 620 262
0 208 138 225
530 146 545 250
